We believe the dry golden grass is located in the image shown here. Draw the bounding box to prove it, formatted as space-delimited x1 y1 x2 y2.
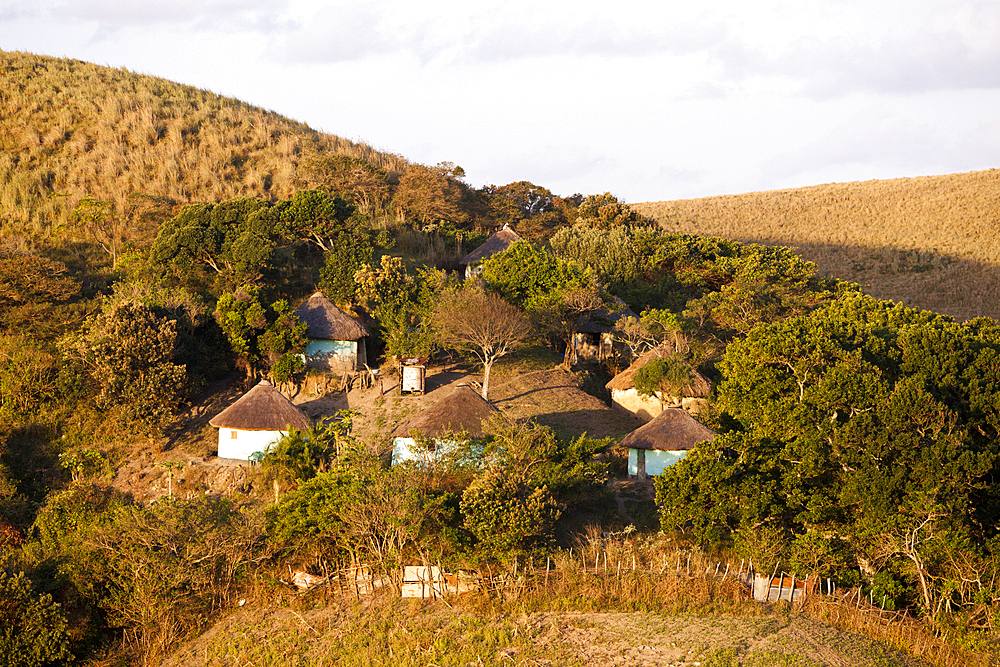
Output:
0 50 409 242
158 539 980 667
636 170 1000 321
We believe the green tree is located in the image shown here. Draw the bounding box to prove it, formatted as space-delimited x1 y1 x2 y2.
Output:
298 154 392 215
480 239 606 368
214 287 307 383
656 293 1000 614
318 228 391 305
150 197 277 282
460 467 561 560
269 189 360 252
63 301 187 433
573 192 649 229
480 181 570 239
269 449 441 569
391 163 467 227
354 257 448 359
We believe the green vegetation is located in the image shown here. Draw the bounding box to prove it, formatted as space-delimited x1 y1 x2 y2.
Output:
657 293 1000 616
2 50 999 667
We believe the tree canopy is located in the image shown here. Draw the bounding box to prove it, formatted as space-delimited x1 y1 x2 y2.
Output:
656 293 1000 612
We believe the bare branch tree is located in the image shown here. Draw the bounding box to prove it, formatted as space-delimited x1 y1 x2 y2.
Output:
434 288 532 399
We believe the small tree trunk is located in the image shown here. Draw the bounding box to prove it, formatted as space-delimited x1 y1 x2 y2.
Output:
561 336 574 371
482 359 493 400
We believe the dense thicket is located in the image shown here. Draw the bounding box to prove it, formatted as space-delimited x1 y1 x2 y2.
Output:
657 293 1000 614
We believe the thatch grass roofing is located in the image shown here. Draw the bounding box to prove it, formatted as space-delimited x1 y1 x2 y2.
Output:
577 304 638 334
605 345 711 395
620 408 717 451
460 225 522 265
392 384 500 439
294 292 369 340
209 380 311 431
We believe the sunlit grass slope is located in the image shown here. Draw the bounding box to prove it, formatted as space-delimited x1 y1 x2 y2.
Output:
636 170 1000 321
0 50 408 240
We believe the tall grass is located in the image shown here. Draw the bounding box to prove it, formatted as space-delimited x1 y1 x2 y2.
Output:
158 530 988 667
635 169 1000 321
0 50 410 241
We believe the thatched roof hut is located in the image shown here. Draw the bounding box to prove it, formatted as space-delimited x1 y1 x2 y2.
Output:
620 407 716 478
605 345 710 396
460 225 521 276
209 380 311 432
576 305 638 334
294 292 369 341
620 408 716 451
392 384 500 440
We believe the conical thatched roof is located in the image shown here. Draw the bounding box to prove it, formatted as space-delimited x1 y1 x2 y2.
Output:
294 292 369 341
620 408 717 451
605 345 711 396
209 380 311 431
392 385 500 439
460 225 522 265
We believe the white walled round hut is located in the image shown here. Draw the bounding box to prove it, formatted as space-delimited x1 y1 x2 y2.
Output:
620 408 717 478
209 380 311 460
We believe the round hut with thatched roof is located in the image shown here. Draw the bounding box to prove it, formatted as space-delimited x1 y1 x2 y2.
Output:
605 345 711 422
621 407 717 478
391 384 500 466
459 224 521 280
209 380 311 460
294 291 370 372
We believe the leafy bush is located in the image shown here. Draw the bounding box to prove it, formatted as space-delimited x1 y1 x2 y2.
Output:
460 468 560 561
0 570 72 667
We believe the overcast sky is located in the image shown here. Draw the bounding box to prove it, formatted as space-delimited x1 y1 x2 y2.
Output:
2 0 999 202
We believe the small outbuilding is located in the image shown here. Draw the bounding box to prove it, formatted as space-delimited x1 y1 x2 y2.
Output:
459 224 521 279
573 305 636 363
391 384 500 466
620 407 717 478
294 292 370 372
605 345 711 422
209 380 311 460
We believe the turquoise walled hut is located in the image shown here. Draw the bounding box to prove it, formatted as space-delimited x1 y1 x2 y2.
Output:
294 292 370 372
621 408 716 479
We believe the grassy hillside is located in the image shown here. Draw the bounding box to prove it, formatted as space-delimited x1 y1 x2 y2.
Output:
0 50 408 244
635 170 1000 321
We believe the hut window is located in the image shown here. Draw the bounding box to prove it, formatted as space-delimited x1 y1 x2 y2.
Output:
230 430 238 439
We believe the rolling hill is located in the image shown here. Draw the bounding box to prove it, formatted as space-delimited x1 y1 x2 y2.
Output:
635 170 1000 321
0 50 408 245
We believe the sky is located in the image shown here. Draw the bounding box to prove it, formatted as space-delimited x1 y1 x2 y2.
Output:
2 0 999 203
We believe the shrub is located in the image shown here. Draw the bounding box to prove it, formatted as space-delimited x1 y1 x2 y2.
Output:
0 570 72 667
